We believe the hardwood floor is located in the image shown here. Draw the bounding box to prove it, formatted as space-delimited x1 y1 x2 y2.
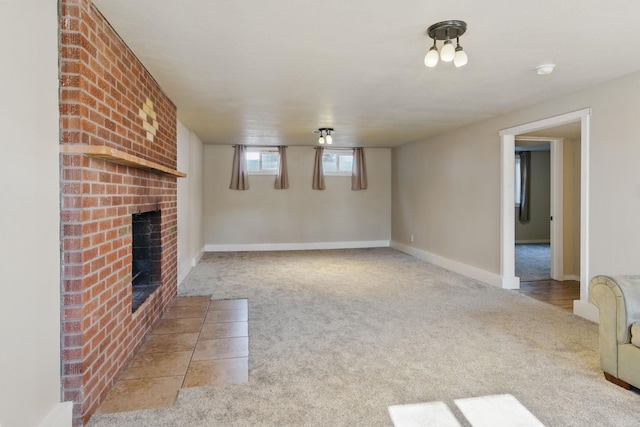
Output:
518 279 580 311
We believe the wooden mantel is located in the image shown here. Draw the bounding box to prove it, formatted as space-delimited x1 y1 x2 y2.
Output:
60 145 187 178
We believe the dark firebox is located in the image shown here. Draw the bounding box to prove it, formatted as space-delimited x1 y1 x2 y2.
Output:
131 210 162 312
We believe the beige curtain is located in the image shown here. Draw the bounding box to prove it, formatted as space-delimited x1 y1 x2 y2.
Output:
229 145 249 190
519 151 531 224
351 147 367 190
275 146 289 189
312 147 325 190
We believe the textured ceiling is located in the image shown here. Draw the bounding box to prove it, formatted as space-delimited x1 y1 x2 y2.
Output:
93 0 640 147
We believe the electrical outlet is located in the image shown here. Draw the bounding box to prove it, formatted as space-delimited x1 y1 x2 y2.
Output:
410 234 414 242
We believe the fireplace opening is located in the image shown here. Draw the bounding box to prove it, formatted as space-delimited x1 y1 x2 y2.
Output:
131 210 162 312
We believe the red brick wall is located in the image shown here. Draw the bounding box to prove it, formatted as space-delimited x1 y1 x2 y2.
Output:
59 1 179 424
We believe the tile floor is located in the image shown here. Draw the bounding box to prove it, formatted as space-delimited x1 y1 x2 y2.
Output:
96 296 249 414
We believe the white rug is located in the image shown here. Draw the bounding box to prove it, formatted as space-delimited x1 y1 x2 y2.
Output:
389 394 545 427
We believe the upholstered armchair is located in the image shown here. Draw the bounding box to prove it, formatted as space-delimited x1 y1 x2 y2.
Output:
589 275 640 389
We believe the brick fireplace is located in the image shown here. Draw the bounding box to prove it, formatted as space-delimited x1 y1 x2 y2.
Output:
59 1 184 424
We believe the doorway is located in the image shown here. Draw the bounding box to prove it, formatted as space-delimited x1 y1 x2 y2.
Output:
499 108 597 320
514 140 552 282
514 136 573 283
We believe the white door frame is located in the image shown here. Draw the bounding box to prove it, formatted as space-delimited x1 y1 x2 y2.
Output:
550 138 564 281
515 136 564 281
499 108 595 320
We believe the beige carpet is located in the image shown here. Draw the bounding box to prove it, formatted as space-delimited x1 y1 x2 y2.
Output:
515 244 551 281
88 248 640 426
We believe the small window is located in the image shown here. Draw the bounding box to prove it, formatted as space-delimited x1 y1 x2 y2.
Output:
515 154 521 206
247 148 279 175
323 151 353 176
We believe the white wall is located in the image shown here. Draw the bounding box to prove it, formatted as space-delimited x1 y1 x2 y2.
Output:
392 127 500 275
203 146 391 250
392 71 640 287
0 1 71 426
177 120 204 285
563 139 581 278
188 128 205 269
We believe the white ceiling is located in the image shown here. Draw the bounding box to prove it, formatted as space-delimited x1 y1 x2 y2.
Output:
93 0 640 148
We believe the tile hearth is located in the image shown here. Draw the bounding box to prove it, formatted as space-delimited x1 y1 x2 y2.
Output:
96 297 249 414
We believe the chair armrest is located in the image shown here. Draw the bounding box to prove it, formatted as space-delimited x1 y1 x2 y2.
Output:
590 275 640 344
589 275 640 377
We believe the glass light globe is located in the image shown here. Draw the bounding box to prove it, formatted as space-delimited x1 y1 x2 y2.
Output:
424 47 439 67
325 134 332 144
440 40 455 62
318 136 325 144
454 48 467 67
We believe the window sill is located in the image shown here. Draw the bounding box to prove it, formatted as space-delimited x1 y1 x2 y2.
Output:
248 172 278 176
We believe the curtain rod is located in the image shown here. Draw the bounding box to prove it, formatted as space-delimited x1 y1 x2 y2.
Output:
231 145 361 151
232 145 288 148
314 147 359 151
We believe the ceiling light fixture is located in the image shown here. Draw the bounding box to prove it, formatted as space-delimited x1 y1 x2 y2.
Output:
314 128 334 145
424 20 468 68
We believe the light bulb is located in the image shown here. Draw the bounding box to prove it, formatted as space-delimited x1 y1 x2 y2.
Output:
424 47 439 67
440 40 455 62
325 134 332 144
454 47 467 67
318 135 324 144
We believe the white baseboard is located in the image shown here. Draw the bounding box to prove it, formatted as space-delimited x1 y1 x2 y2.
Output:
501 275 521 290
390 241 504 288
177 264 190 286
515 240 550 244
178 247 206 285
563 274 580 282
38 402 73 427
574 300 599 322
204 240 390 252
192 247 204 266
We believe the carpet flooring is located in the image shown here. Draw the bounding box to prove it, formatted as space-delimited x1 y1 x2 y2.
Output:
87 248 640 427
515 244 551 281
